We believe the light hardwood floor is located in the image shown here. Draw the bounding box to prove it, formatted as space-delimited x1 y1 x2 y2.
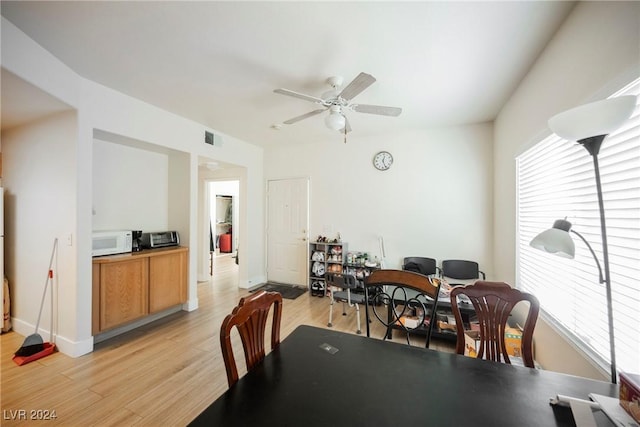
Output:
1 255 453 426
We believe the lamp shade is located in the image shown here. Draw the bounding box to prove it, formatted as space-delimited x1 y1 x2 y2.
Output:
530 219 575 258
548 95 636 141
325 108 346 131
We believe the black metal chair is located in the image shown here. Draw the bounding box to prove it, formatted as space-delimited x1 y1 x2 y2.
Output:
327 273 365 334
441 259 485 286
364 269 441 348
402 257 440 276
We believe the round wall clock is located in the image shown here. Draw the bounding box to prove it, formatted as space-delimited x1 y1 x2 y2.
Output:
373 151 393 171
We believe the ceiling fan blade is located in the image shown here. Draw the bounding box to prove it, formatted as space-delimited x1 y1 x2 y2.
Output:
283 108 326 124
352 104 402 117
274 88 324 104
338 72 376 101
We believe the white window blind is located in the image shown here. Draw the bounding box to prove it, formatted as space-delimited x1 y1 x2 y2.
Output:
516 79 640 376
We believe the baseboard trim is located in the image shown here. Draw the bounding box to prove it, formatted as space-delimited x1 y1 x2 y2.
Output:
10 317 94 357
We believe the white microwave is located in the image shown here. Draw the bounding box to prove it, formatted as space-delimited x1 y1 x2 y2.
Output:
92 230 133 257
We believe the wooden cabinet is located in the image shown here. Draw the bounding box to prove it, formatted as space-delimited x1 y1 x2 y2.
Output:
92 246 188 334
149 249 187 313
97 257 149 332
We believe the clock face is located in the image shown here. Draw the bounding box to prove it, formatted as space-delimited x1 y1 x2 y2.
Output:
373 151 393 171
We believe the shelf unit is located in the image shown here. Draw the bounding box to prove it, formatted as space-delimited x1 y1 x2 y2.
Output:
309 241 346 296
343 263 377 292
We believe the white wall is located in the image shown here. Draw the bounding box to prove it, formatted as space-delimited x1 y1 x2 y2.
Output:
1 17 265 356
494 1 640 380
265 124 494 273
2 111 78 348
92 139 169 231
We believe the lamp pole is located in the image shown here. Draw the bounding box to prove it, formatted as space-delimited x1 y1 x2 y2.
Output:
546 96 635 384
578 134 617 384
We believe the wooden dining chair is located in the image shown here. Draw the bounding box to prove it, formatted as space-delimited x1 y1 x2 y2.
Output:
449 281 540 368
219 290 283 387
364 269 441 348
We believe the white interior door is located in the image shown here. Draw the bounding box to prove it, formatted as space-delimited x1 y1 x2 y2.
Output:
267 178 309 286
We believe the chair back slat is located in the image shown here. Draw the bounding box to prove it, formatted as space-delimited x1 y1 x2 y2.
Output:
220 290 283 387
450 281 539 368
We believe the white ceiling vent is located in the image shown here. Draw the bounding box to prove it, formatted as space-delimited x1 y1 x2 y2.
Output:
204 131 223 147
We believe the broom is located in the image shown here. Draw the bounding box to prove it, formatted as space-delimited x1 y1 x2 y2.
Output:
14 238 58 357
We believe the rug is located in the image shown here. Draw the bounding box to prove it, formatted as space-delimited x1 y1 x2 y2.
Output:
251 283 307 300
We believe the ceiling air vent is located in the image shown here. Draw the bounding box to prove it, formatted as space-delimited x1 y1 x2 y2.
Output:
204 131 223 147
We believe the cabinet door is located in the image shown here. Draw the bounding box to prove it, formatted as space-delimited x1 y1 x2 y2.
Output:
149 250 187 313
100 258 149 331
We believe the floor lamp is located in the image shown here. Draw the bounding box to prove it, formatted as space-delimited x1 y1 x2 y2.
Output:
529 95 636 384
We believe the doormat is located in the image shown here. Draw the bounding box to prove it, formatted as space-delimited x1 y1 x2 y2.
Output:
251 283 307 300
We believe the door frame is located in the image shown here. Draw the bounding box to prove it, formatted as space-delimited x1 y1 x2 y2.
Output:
199 178 240 283
266 177 310 286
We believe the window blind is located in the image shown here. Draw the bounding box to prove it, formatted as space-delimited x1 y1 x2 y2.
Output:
516 78 640 375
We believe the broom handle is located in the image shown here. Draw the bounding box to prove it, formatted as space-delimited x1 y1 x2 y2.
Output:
34 239 58 333
51 239 57 343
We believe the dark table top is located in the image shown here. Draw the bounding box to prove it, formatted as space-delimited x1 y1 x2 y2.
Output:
189 325 617 427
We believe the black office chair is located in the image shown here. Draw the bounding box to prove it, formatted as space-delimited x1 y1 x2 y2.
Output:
441 259 485 286
402 257 440 276
364 269 441 348
327 273 365 334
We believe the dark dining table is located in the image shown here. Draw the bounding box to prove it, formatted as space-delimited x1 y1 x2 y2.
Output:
189 325 618 426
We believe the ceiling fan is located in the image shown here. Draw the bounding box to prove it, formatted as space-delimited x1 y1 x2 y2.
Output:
273 72 402 133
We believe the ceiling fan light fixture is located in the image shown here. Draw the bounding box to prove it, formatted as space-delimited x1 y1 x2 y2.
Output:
325 107 345 131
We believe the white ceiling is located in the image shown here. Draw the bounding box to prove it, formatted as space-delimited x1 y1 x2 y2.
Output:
1 1 575 147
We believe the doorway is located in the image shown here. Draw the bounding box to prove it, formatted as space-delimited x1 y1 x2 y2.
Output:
209 181 239 259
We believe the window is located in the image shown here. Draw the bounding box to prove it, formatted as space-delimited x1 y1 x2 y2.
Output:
516 79 640 375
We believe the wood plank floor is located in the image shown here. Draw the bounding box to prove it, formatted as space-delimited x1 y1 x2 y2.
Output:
1 255 454 426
